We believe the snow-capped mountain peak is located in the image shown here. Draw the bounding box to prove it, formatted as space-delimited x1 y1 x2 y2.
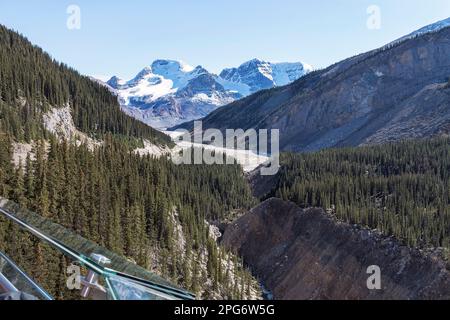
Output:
219 58 313 95
125 67 155 87
101 58 311 129
239 58 274 80
106 76 126 89
271 62 314 84
151 59 194 74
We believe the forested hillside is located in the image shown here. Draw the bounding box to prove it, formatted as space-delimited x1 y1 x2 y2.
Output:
0 25 171 146
271 138 450 250
0 133 258 299
0 25 260 299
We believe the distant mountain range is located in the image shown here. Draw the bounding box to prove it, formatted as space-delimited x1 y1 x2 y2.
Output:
98 59 312 129
176 17 450 152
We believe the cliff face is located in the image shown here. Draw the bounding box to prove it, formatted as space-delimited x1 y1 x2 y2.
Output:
221 198 450 300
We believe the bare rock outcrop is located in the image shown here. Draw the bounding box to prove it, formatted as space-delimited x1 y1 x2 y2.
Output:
222 198 450 300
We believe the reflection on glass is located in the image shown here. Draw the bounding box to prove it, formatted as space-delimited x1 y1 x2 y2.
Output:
0 251 53 300
106 275 179 300
0 200 195 301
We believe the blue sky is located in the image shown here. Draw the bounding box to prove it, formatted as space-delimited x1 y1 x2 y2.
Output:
1 0 450 80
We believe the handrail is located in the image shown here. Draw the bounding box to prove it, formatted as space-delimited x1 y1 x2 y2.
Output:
0 271 19 294
0 207 107 274
108 268 196 300
0 206 195 300
0 251 53 300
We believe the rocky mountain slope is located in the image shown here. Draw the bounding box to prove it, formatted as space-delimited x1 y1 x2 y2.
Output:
178 19 450 152
101 59 312 129
222 198 450 300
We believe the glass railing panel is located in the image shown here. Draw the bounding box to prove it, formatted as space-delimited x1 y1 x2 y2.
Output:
104 270 196 300
0 251 52 300
0 197 195 300
0 197 177 289
106 274 179 300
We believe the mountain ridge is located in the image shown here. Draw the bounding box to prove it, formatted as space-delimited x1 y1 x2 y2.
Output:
175 20 450 152
99 58 312 129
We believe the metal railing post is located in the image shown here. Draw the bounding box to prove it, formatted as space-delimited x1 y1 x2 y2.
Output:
80 253 111 299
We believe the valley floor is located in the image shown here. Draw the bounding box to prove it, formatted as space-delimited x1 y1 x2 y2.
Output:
164 130 270 172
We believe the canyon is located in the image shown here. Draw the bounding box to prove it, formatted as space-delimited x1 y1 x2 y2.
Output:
222 198 450 300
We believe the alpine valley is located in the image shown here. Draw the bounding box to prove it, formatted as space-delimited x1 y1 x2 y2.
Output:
1 12 450 302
